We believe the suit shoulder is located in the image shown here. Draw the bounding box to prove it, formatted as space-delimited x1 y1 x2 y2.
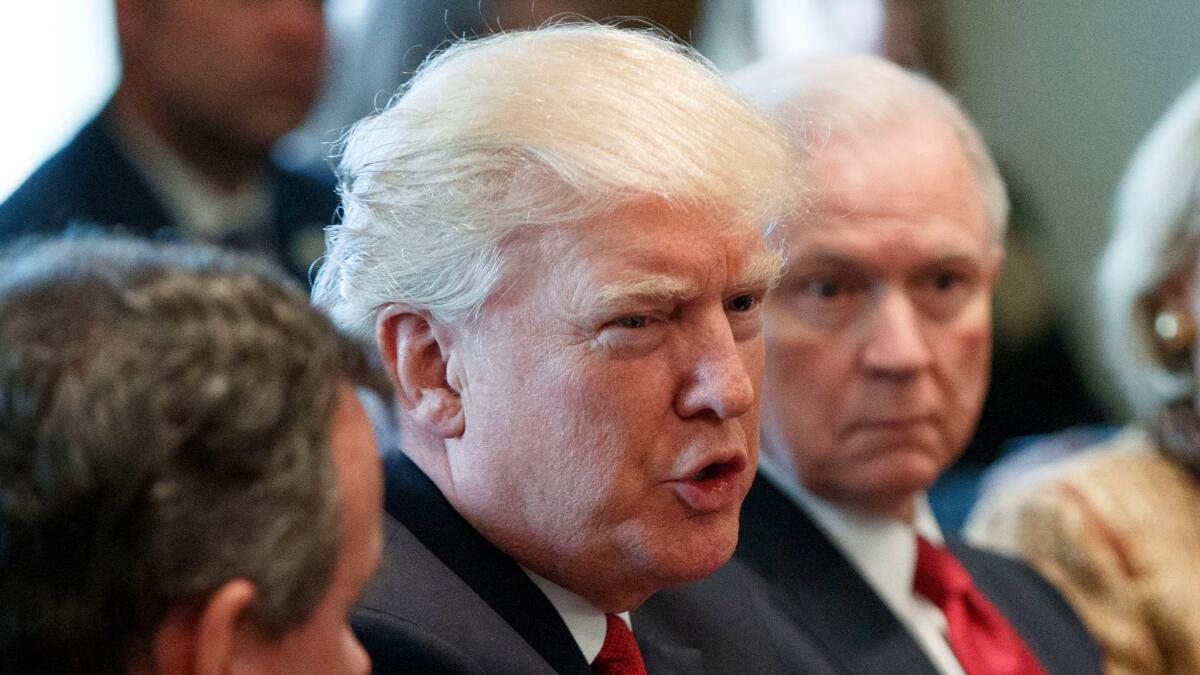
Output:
354 513 557 674
636 560 843 674
351 606 487 674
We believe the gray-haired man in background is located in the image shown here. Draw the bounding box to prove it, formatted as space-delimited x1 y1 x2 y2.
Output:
731 54 1101 675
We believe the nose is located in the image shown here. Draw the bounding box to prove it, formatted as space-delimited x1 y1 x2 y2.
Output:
860 289 932 377
675 308 758 420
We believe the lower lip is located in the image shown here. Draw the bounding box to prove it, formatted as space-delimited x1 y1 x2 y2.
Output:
672 472 743 513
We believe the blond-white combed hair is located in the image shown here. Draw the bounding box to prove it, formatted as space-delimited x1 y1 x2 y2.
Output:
728 53 1009 243
312 23 796 337
1097 77 1200 418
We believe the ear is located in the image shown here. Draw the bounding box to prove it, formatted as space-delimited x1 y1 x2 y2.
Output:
375 304 465 439
151 579 260 675
986 246 1006 288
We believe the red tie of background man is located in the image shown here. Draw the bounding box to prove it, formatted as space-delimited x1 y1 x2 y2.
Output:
592 613 647 675
913 536 1046 675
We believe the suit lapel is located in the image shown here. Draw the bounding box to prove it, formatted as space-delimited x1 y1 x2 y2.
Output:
737 476 941 675
81 112 175 235
949 541 1074 675
384 452 591 675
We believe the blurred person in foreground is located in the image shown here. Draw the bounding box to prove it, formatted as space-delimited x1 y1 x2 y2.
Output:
730 54 1101 675
0 0 337 279
0 236 385 674
313 23 836 674
968 76 1200 675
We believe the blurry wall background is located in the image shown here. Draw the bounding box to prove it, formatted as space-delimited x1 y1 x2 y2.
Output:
0 1 118 201
939 1 1200 414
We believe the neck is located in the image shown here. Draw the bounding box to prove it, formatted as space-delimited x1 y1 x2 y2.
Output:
111 84 267 192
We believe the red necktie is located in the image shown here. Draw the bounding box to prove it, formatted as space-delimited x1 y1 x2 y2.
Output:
913 537 1046 675
592 613 647 675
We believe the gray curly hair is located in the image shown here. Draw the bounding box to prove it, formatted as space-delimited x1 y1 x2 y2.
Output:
0 235 386 673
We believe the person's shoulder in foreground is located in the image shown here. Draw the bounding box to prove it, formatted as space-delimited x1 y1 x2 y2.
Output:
0 234 387 674
313 21 839 674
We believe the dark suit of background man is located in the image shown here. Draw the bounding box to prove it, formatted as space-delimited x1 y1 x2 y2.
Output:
0 0 338 280
729 54 1103 675
312 24 839 674
0 236 388 674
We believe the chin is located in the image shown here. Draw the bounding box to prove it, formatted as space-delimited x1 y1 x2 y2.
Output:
651 517 738 585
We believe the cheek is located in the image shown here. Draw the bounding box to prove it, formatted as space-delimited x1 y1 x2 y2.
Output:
942 314 992 403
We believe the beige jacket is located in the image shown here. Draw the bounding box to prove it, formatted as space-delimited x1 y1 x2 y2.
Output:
966 429 1200 675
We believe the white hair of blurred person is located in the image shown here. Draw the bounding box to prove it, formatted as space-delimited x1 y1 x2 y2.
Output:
728 53 1009 243
1098 76 1200 421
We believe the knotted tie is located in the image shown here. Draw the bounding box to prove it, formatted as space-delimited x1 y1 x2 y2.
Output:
913 537 1045 675
591 613 647 675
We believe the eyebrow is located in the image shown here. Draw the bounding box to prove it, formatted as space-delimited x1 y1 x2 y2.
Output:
592 249 784 309
789 248 987 270
594 276 701 308
736 249 784 291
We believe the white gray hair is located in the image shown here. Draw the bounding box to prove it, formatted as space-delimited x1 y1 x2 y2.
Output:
728 53 1009 243
312 23 795 337
1097 77 1200 417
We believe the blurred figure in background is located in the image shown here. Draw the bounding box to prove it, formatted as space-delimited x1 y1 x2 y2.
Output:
968 75 1200 675
0 0 337 280
731 54 1101 674
0 237 385 674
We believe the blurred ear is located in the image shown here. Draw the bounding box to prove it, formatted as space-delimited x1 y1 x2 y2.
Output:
375 304 465 439
986 247 1006 288
152 579 261 675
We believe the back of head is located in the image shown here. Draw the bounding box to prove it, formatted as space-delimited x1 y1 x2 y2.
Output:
313 23 794 336
729 53 1009 241
0 236 379 673
1098 76 1200 417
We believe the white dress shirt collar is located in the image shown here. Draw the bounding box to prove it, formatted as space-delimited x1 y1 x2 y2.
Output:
107 112 272 242
523 568 632 665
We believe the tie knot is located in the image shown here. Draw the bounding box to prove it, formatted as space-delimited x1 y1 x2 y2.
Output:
913 536 975 605
592 614 646 675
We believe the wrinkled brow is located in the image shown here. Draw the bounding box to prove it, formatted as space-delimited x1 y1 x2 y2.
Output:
736 250 784 291
592 249 783 309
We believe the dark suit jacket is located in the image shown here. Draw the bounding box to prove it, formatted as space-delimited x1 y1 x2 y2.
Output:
736 476 1102 675
0 109 338 281
353 451 841 674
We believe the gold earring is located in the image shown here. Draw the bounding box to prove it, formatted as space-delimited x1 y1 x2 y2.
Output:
1153 307 1196 370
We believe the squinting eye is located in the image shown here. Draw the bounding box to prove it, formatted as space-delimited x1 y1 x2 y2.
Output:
614 315 649 329
727 294 758 312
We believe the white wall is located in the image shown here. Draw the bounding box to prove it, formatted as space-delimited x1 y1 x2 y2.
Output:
940 1 1200 409
0 1 119 201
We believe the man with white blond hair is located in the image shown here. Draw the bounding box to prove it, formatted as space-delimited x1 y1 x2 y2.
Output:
313 24 837 674
730 54 1102 675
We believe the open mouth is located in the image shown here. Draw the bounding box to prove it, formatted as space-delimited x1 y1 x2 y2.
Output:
690 460 739 483
674 457 746 512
